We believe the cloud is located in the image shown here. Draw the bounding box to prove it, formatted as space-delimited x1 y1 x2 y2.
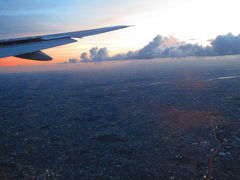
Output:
69 58 79 63
81 47 109 62
211 33 240 55
127 35 214 59
62 58 79 64
63 33 240 63
80 52 88 62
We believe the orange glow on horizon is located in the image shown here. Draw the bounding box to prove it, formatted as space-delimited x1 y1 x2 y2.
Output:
0 47 77 67
0 57 42 67
0 55 66 67
0 42 129 67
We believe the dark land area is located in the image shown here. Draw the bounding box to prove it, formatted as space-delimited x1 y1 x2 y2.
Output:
0 58 240 180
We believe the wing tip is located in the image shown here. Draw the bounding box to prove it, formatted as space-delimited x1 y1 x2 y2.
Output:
119 25 134 28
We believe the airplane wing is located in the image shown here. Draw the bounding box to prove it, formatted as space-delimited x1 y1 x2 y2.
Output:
0 25 131 61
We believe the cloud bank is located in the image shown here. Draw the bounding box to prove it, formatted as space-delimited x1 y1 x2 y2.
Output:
211 33 240 55
64 33 240 63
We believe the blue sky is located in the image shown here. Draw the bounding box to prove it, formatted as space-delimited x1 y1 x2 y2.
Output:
1 0 240 43
0 0 123 37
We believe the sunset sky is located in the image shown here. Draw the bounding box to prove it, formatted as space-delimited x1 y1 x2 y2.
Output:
1 0 240 67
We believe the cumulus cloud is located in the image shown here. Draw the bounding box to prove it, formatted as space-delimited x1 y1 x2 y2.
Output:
78 35 214 62
211 33 240 55
80 47 109 62
89 47 109 62
62 58 79 64
129 35 214 59
63 33 240 63
69 58 79 63
80 52 88 62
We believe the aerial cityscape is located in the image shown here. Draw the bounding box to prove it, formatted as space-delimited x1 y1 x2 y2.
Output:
1 0 240 179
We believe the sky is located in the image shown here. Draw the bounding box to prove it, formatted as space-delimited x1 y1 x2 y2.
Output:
1 0 240 67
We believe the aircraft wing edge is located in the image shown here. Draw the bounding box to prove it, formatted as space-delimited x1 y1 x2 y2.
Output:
0 25 132 60
0 38 77 58
0 25 131 43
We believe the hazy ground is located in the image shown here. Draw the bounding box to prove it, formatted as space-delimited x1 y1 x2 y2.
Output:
0 57 240 180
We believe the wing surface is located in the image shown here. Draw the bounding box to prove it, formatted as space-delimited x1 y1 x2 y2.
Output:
0 25 131 60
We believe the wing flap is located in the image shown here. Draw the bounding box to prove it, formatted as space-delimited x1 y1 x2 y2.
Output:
15 51 52 61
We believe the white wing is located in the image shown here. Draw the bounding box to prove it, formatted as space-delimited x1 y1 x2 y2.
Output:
0 25 131 61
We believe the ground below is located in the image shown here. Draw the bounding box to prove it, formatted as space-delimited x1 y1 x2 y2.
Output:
0 58 240 179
